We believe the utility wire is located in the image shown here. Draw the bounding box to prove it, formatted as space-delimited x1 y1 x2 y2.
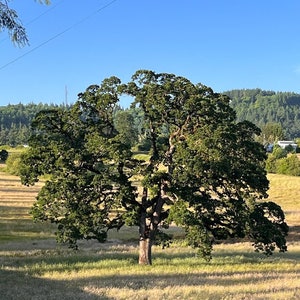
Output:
24 0 66 26
0 0 118 71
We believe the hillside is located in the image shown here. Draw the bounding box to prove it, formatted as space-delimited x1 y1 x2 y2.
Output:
226 89 300 139
1 89 300 146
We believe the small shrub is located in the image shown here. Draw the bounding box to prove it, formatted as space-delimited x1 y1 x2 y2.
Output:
0 149 8 162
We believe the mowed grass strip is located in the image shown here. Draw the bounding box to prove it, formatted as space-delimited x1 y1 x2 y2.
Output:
0 172 54 242
0 171 299 299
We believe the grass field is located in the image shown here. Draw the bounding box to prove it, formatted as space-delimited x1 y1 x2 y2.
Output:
0 171 299 299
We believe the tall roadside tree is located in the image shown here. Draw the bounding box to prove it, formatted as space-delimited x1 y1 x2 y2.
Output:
0 0 50 46
20 70 288 265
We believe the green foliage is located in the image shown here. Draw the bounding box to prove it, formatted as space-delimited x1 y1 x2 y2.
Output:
258 122 285 144
276 154 300 176
249 202 288 255
272 145 288 159
20 77 139 249
136 138 152 151
153 229 173 249
0 103 69 146
4 88 300 148
185 225 213 261
227 89 300 139
0 149 8 162
0 0 28 46
0 0 50 46
114 110 138 147
5 152 22 175
168 201 213 260
265 154 277 173
20 70 288 263
266 146 300 176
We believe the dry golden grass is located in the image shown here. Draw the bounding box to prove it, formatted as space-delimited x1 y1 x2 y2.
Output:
0 172 54 242
0 171 300 299
267 174 300 244
1 242 299 300
267 174 300 225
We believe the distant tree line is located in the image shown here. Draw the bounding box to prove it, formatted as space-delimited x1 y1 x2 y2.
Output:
2 88 300 148
0 103 69 146
0 102 145 149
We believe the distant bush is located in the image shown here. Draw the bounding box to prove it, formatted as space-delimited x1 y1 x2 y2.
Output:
272 145 288 159
276 154 300 176
266 152 300 176
5 152 22 175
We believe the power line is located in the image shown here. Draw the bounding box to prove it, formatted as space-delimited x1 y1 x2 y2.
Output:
25 0 66 26
0 0 118 71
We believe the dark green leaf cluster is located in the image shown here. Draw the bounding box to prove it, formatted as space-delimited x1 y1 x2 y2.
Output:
249 202 289 255
0 149 8 162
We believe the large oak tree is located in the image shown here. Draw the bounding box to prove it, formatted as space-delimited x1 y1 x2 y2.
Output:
20 70 288 264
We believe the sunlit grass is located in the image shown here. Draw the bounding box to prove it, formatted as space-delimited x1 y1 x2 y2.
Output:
0 172 54 244
267 174 300 226
1 242 300 299
0 171 300 299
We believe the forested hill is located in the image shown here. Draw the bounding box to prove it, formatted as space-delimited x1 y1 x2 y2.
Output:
225 89 300 139
1 89 300 146
0 103 67 146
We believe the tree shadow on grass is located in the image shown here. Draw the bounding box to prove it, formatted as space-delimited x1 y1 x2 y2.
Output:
2 264 298 300
287 226 300 242
0 268 112 300
1 248 300 299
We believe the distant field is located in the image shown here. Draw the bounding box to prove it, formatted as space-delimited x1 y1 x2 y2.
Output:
267 174 300 244
267 173 300 226
0 171 299 299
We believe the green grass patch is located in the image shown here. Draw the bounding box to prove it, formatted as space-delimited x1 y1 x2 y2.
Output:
132 152 150 161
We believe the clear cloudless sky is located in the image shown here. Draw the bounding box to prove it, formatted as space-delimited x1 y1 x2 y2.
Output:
1 0 300 107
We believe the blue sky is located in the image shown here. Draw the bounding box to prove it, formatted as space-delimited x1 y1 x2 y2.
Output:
1 0 300 107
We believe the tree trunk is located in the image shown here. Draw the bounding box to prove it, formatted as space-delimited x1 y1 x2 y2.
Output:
139 237 152 265
139 187 153 265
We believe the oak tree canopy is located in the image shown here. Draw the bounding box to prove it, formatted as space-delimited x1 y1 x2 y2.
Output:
20 70 288 265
